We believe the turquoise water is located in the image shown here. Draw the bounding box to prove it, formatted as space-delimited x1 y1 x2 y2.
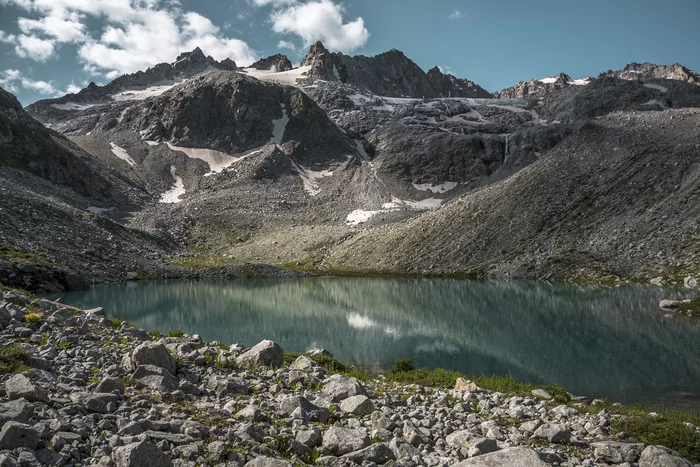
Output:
49 277 700 411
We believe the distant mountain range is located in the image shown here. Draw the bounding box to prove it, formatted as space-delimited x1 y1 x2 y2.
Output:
2 41 700 291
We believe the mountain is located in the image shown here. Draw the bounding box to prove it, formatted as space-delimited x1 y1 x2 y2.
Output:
7 43 700 290
598 62 700 85
326 107 700 283
299 41 491 98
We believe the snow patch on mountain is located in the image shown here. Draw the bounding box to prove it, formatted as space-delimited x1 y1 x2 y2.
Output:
51 102 98 111
160 166 185 204
109 142 136 166
291 161 333 196
242 66 312 86
165 143 257 175
270 104 289 144
413 182 458 194
644 83 669 93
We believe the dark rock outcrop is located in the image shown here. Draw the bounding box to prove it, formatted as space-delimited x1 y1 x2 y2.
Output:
250 54 293 72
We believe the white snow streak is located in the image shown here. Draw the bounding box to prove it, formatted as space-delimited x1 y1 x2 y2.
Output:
159 165 185 204
291 161 333 196
270 104 289 144
412 182 458 194
109 142 136 166
242 66 311 86
644 83 668 93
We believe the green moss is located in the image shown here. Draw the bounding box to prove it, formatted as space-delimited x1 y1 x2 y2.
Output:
0 243 57 267
678 297 700 317
168 329 184 338
23 313 42 324
110 318 124 329
0 344 29 373
277 254 324 273
283 351 371 382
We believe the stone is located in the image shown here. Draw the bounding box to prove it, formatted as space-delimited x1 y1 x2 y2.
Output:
95 376 125 394
342 442 395 463
236 340 284 368
131 364 178 390
638 445 693 467
469 438 500 456
552 404 579 417
132 342 177 375
207 374 248 398
322 374 368 402
296 427 322 448
0 399 34 424
339 395 374 416
592 441 645 464
659 299 691 310
402 420 425 447
234 404 262 421
389 437 421 461
244 458 293 467
0 421 40 450
532 423 571 443
454 377 480 392
531 389 552 400
5 374 49 403
453 447 549 466
112 440 173 467
290 355 319 372
322 426 370 455
446 429 477 447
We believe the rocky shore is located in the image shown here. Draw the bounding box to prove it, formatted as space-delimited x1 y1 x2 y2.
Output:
0 288 698 467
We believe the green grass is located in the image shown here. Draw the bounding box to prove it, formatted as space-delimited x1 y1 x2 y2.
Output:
0 344 29 373
168 329 184 338
611 405 700 463
110 318 123 328
23 313 42 324
283 351 372 382
0 243 57 267
148 331 162 339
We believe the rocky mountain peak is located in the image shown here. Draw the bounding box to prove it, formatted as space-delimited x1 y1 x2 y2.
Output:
301 41 331 67
250 54 293 72
598 62 700 85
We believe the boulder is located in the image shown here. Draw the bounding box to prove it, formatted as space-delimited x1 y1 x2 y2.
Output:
0 421 40 450
321 374 368 402
342 443 395 463
236 340 284 368
0 399 34 424
244 458 293 467
132 342 177 375
95 376 125 394
131 365 178 390
531 388 553 400
592 441 645 464
5 374 49 403
290 355 319 372
453 447 549 466
296 427 322 448
532 423 571 443
659 299 691 309
339 395 374 416
112 441 173 467
454 377 481 392
446 429 478 447
638 445 693 467
322 426 370 455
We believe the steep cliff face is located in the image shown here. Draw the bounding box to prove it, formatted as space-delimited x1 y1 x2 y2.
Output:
598 62 700 85
250 54 293 72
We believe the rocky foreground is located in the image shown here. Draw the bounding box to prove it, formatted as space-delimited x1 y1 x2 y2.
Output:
0 289 697 467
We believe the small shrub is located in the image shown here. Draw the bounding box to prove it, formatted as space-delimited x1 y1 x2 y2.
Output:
24 313 41 324
58 342 72 350
168 329 184 338
390 357 414 374
148 330 162 339
0 344 29 373
110 318 123 328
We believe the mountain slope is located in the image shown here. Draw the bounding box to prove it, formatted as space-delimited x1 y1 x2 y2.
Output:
326 108 700 282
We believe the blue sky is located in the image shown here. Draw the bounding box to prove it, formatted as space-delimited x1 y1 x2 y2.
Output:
1 0 698 105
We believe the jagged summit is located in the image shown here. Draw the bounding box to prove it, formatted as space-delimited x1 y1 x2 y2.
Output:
298 41 491 98
250 54 293 72
598 62 700 85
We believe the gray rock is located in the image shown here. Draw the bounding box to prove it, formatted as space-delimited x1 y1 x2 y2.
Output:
0 399 34 424
143 431 194 444
132 342 177 375
5 374 49 403
403 420 426 447
112 440 173 467
322 374 368 402
339 394 374 416
86 393 118 413
638 445 694 467
0 421 40 450
469 438 500 456
236 340 284 368
296 427 322 448
130 364 178 390
659 299 691 310
389 437 421 461
592 441 645 464
95 376 125 394
453 447 549 466
207 374 248 398
532 423 571 443
244 458 293 467
342 442 395 463
322 426 370 455
531 389 553 400
290 355 319 372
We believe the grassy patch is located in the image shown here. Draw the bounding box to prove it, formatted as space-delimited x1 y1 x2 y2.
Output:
611 406 700 463
168 329 184 338
283 351 371 382
0 243 57 267
110 318 123 329
277 254 324 273
385 358 570 403
0 344 29 373
23 313 42 324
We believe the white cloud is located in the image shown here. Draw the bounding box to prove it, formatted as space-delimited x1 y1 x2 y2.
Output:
0 68 58 95
64 82 82 94
270 0 369 54
1 0 257 74
14 33 56 61
448 9 464 20
277 40 297 53
253 0 297 6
